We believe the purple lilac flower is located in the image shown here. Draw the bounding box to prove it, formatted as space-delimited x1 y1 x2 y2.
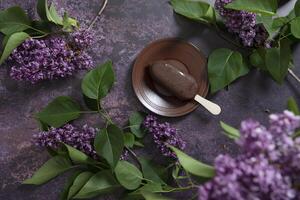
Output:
70 29 93 49
269 110 300 136
214 0 269 47
33 123 129 160
143 115 186 158
267 111 300 175
237 119 275 156
8 30 93 84
198 154 296 200
198 111 300 200
120 149 129 161
33 124 98 159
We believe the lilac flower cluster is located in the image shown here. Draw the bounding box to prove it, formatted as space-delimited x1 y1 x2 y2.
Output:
33 124 98 159
8 30 93 83
33 123 129 160
198 111 300 200
70 30 93 49
143 115 186 158
199 154 296 200
214 0 269 47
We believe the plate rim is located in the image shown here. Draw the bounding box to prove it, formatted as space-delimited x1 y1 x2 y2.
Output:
132 37 209 117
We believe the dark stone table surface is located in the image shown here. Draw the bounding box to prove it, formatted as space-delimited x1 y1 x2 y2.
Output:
0 0 299 199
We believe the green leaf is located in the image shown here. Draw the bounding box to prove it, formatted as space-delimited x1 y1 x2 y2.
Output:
290 17 300 39
134 140 144 147
81 60 115 100
139 182 164 192
141 191 172 200
37 0 63 25
36 96 81 128
287 97 300 115
47 147 60 157
0 6 31 35
170 0 216 23
169 146 215 178
265 39 291 83
37 119 50 131
67 171 93 199
23 156 72 185
60 170 82 200
208 48 250 93
73 170 119 199
2 34 9 48
249 48 267 70
123 194 144 200
47 3 63 25
29 20 51 35
139 158 166 184
62 12 79 32
115 160 143 190
37 0 77 29
295 0 300 17
37 0 48 20
220 121 240 139
0 32 29 65
256 15 280 39
225 0 277 16
94 124 124 169
129 111 145 138
125 183 167 200
272 17 290 30
124 132 135 148
172 165 180 180
83 94 99 111
42 0 63 25
63 144 97 165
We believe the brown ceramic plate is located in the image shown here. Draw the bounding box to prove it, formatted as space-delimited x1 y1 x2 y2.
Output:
132 38 209 117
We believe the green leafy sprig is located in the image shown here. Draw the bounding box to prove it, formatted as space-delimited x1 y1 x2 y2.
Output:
0 0 79 65
24 60 215 200
23 60 300 199
170 0 300 93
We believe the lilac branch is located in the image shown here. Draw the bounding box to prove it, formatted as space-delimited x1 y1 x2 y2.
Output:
288 68 300 84
87 0 108 30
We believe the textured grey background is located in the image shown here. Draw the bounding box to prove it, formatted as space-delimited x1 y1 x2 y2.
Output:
0 0 299 199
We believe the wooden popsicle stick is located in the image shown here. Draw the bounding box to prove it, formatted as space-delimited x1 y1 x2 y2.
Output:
194 94 221 115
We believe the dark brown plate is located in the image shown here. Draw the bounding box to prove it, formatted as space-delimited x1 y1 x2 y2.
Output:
132 38 209 117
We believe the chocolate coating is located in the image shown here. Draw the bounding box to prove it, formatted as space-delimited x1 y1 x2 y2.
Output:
149 61 198 100
152 60 188 96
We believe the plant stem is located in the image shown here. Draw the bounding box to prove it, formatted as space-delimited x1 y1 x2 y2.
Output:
185 169 196 187
165 162 176 170
94 162 109 169
216 30 243 49
87 0 108 30
101 107 112 121
162 185 195 192
125 147 142 170
101 107 114 124
99 110 113 124
31 34 49 39
288 68 300 84
23 24 48 35
122 125 138 130
188 193 199 200
95 99 113 124
141 177 156 184
212 24 249 50
279 32 292 41
79 111 98 114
